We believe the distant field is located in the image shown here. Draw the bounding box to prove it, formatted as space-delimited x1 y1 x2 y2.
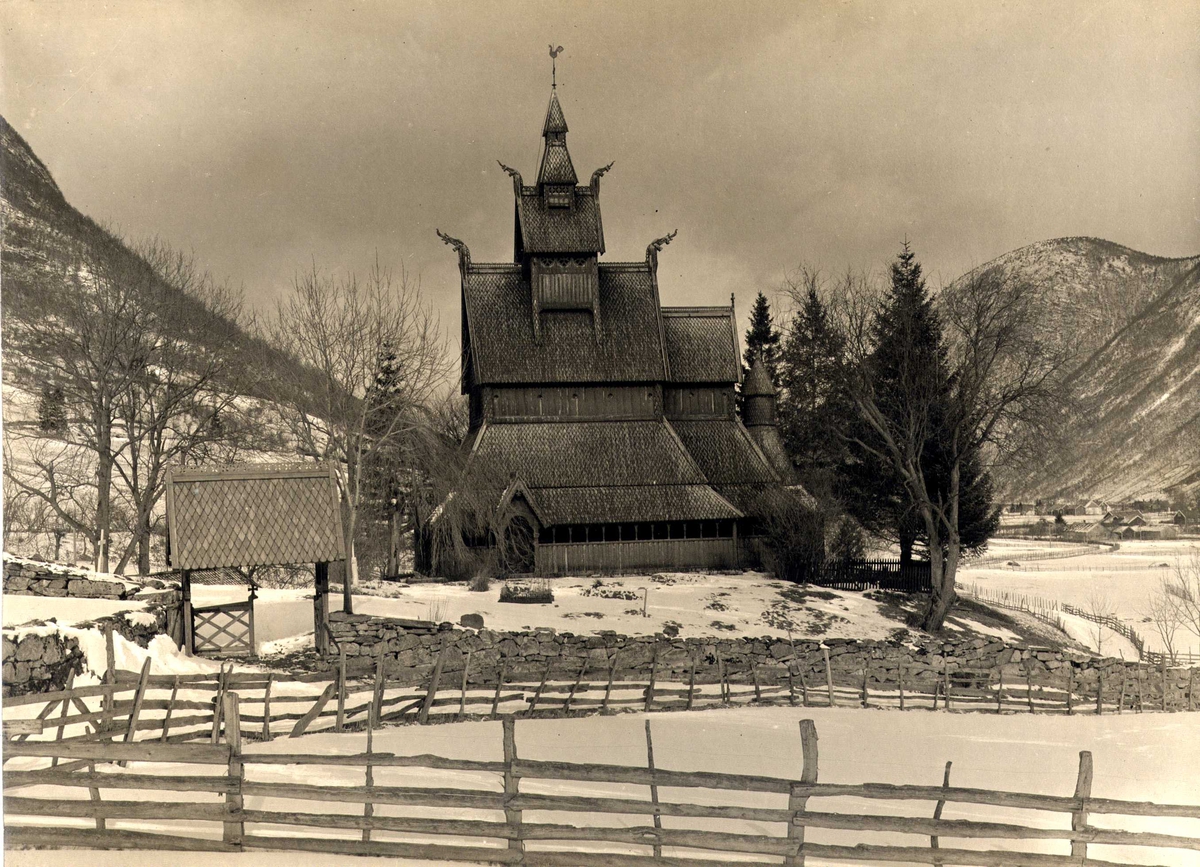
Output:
963 538 1200 655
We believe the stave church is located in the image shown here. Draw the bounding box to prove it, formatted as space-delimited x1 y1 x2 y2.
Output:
424 73 812 576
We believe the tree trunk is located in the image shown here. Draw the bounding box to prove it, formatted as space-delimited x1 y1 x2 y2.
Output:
95 428 113 574
919 512 956 632
899 531 914 567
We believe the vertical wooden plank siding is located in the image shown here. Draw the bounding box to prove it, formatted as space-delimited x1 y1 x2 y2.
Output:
537 538 739 574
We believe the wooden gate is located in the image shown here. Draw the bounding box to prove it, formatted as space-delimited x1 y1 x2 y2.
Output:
190 600 255 657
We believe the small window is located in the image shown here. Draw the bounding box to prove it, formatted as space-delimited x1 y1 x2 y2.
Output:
546 186 572 208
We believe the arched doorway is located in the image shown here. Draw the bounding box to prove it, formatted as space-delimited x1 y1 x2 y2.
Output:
500 515 536 574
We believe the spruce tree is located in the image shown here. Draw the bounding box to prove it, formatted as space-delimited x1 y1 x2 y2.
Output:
743 292 781 384
777 285 846 493
840 243 997 564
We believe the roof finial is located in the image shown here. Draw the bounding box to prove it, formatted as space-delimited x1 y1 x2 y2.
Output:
549 44 564 88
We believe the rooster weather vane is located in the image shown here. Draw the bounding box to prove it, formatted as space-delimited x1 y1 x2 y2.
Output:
549 44 564 88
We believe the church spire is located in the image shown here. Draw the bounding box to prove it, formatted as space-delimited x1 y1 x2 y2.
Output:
538 47 577 190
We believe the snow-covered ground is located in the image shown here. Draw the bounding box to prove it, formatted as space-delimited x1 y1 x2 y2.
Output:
5 706 1199 866
963 538 1200 655
191 573 1029 658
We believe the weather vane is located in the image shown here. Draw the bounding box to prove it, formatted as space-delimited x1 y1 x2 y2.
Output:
549 44 564 88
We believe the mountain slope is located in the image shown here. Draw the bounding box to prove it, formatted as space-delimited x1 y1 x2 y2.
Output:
952 238 1200 503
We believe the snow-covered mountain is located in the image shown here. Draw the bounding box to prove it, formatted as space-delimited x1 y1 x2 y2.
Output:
953 237 1200 504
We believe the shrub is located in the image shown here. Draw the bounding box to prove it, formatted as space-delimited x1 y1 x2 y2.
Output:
759 497 826 584
469 570 492 592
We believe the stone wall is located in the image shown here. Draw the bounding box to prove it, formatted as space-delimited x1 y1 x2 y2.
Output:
3 555 136 600
327 611 1195 701
1 632 85 697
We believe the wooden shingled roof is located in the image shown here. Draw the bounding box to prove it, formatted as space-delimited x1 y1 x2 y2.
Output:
165 464 344 570
661 307 741 383
466 420 742 524
516 187 604 253
462 263 666 384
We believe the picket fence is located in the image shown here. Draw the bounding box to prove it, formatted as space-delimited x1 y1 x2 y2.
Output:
5 713 1200 866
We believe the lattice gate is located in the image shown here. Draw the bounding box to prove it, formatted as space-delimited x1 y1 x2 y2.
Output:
189 600 255 657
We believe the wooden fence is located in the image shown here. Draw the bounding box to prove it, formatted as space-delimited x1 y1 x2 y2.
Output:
806 558 933 593
961 583 1200 667
6 639 1198 750
5 715 1199 865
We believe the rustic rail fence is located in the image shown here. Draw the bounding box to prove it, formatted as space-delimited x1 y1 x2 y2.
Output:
5 715 1199 865
5 640 1198 748
961 583 1200 667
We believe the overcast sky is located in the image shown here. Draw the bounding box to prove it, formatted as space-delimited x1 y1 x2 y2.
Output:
3 0 1198 341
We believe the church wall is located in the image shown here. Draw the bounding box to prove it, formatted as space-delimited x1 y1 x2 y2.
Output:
536 537 739 575
483 384 661 421
664 385 736 418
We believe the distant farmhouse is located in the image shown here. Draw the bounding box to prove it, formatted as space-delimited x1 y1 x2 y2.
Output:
420 82 809 576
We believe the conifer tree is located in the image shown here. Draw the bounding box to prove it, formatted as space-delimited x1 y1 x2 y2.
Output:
743 292 781 384
777 282 845 492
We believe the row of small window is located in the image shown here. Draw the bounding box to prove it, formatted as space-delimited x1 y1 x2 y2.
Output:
538 521 737 545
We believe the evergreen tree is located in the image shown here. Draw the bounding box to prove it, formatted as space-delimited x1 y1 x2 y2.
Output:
777 284 846 493
839 243 997 565
743 292 781 384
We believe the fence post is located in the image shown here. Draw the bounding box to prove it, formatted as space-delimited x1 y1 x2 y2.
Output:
370 657 386 725
996 669 1003 714
645 646 659 712
1160 659 1168 712
1117 667 1126 714
492 664 507 718
528 660 551 716
211 664 227 744
860 662 869 708
898 665 905 711
1189 668 1195 712
931 761 952 864
418 646 447 724
1071 751 1093 861
459 650 474 720
51 669 74 765
118 657 153 767
88 760 104 831
687 654 697 710
336 647 346 732
102 623 115 735
1066 665 1074 715
362 707 375 841
822 646 835 708
603 653 617 712
564 657 588 714
223 692 243 847
645 719 662 859
800 668 809 707
262 673 274 741
785 718 818 867
1096 668 1104 716
752 662 762 703
943 668 952 710
1025 663 1035 714
502 717 524 860
160 675 180 743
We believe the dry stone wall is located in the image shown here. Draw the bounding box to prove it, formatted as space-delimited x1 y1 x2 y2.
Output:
327 611 1195 701
3 555 136 600
1 632 84 697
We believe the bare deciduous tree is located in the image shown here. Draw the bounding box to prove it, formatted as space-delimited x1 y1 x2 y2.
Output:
266 260 446 612
840 263 1067 632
